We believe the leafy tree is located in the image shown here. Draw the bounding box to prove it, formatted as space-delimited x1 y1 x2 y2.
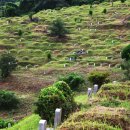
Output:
58 73 85 90
4 2 19 17
0 53 17 79
49 18 68 38
121 44 130 61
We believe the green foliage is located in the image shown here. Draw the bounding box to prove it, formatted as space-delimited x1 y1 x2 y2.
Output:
121 60 130 80
53 81 72 98
18 29 23 36
35 86 75 124
102 8 107 14
100 99 121 107
120 0 126 3
0 90 20 110
89 10 93 16
49 18 68 38
58 73 85 90
0 119 14 129
121 44 130 61
46 50 52 61
0 53 17 79
4 2 19 17
87 71 109 88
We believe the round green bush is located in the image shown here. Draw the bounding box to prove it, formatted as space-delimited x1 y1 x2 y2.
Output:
35 87 66 123
53 81 76 110
53 81 72 98
58 73 85 90
0 90 20 110
121 44 130 61
0 119 14 129
87 71 109 88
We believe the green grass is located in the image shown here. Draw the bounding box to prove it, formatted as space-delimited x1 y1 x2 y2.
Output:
2 114 40 130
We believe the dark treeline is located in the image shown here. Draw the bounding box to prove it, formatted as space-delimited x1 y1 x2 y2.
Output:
1 0 106 17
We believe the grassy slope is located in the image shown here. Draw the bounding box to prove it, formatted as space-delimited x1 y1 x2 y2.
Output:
2 114 40 130
0 1 130 69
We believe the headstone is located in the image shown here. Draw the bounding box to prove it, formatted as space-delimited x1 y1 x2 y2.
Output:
94 63 96 67
100 63 103 67
113 81 117 84
39 120 47 130
87 88 92 98
54 108 62 128
8 123 11 128
93 84 98 94
109 64 111 68
44 71 46 75
64 64 66 68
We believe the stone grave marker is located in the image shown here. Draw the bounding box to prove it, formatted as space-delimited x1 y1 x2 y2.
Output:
54 108 62 128
93 84 98 94
113 81 117 84
87 88 92 98
8 123 11 128
39 120 47 130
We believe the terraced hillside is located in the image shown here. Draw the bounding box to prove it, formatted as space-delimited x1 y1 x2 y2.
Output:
0 1 130 69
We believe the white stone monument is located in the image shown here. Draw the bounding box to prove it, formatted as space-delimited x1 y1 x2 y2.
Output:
8 123 11 128
93 84 98 94
87 88 92 98
54 108 62 128
39 120 47 130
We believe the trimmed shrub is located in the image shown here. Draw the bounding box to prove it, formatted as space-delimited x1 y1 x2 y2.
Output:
58 73 85 90
87 71 109 88
35 86 74 124
121 60 130 79
53 81 72 97
53 81 76 109
121 0 126 3
0 53 17 79
89 10 93 16
0 90 20 110
0 119 14 129
121 44 130 61
102 8 107 14
49 18 68 38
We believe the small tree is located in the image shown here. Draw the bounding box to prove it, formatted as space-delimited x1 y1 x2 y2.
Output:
49 18 68 38
121 44 130 61
0 53 17 79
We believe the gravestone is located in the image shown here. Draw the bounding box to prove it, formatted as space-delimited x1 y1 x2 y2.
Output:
39 120 47 130
8 123 11 128
64 64 66 68
113 81 117 84
87 88 92 98
109 64 111 68
54 108 62 128
93 84 98 94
